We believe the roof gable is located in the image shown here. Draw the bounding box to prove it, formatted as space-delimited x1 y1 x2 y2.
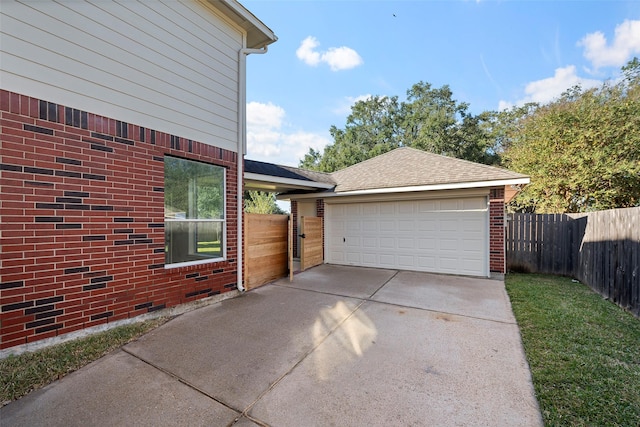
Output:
330 147 528 193
213 0 277 48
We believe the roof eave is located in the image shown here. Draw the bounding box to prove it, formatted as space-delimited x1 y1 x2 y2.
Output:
286 177 531 199
213 0 277 48
245 172 334 193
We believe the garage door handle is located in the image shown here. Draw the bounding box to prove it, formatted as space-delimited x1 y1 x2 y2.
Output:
299 234 306 238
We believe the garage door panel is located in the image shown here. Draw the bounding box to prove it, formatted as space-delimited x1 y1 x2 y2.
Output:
463 238 484 252
440 199 460 210
379 237 395 248
439 257 459 270
397 238 415 249
379 220 395 232
439 238 459 251
347 220 361 231
463 198 486 210
361 253 377 264
346 237 361 248
462 259 484 273
417 219 437 231
463 218 484 232
417 238 436 250
398 220 414 231
362 204 378 215
379 203 395 215
441 220 459 232
397 254 415 267
398 203 414 214
417 256 437 269
363 220 377 232
326 198 488 276
362 237 377 248
379 254 396 266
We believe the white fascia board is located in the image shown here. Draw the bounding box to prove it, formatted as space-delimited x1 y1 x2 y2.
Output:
216 0 277 48
244 172 334 190
284 177 530 200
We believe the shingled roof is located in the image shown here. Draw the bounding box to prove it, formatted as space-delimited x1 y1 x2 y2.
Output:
330 147 528 193
246 147 529 197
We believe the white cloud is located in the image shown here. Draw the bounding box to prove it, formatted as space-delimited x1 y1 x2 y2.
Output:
499 65 601 110
296 36 363 71
295 36 321 67
246 101 332 167
579 20 640 69
322 46 364 71
332 94 372 115
247 101 285 132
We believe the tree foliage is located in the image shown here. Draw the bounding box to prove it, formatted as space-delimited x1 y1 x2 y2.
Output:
300 82 500 172
244 191 285 214
503 59 640 213
298 62 640 213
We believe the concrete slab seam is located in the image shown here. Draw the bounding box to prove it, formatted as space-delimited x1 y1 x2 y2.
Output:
238 298 370 419
365 298 519 325
267 282 517 326
267 268 400 302
120 347 243 416
367 269 400 299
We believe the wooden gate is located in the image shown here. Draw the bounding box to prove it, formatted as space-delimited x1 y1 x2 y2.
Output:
244 213 289 290
300 216 323 271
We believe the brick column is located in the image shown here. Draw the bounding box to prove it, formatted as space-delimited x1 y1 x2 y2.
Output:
489 187 506 274
316 199 325 260
291 200 299 258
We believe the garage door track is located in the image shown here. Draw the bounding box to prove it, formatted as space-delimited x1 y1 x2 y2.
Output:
1 265 542 426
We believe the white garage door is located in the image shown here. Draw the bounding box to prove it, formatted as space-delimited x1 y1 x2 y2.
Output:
325 197 488 277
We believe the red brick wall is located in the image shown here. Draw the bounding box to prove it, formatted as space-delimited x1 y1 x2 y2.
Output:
316 199 324 259
0 90 239 350
489 187 506 274
291 200 298 258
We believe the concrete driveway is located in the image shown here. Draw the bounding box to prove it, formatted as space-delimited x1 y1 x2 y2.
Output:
1 265 542 426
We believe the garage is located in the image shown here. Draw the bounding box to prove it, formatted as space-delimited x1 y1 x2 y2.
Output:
325 197 488 276
266 147 530 277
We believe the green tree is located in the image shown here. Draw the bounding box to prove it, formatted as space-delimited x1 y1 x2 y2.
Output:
244 191 285 214
300 95 402 171
503 59 640 213
300 82 499 172
401 82 498 164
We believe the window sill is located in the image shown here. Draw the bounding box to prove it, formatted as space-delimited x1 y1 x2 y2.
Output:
164 257 225 270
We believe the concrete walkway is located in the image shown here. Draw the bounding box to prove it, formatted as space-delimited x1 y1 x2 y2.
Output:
1 265 542 426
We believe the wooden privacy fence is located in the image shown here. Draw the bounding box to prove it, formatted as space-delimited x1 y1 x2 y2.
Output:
244 213 289 290
506 207 640 316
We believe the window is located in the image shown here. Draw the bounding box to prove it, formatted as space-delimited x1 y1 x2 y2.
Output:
164 156 225 267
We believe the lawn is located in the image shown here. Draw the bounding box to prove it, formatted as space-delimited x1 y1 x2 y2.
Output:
505 274 640 426
197 240 221 254
0 318 167 406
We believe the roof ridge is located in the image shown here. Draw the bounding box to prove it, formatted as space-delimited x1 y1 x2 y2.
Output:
245 158 333 177
330 147 406 176
394 146 527 177
281 164 333 177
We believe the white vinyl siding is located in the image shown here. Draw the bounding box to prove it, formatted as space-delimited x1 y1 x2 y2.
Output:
0 0 243 152
325 197 489 277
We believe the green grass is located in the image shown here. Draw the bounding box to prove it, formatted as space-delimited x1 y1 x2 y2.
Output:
0 318 167 406
505 274 640 426
197 240 221 254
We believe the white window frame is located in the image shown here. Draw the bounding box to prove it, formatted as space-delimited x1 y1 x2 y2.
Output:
164 156 226 269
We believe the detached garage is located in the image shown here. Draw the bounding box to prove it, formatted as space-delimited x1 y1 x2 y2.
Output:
279 147 529 278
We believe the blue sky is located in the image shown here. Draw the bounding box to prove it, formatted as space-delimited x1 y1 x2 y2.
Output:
243 0 640 167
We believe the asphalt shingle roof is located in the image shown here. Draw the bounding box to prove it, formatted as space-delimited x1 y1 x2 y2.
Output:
330 147 528 192
246 148 528 195
245 159 335 186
